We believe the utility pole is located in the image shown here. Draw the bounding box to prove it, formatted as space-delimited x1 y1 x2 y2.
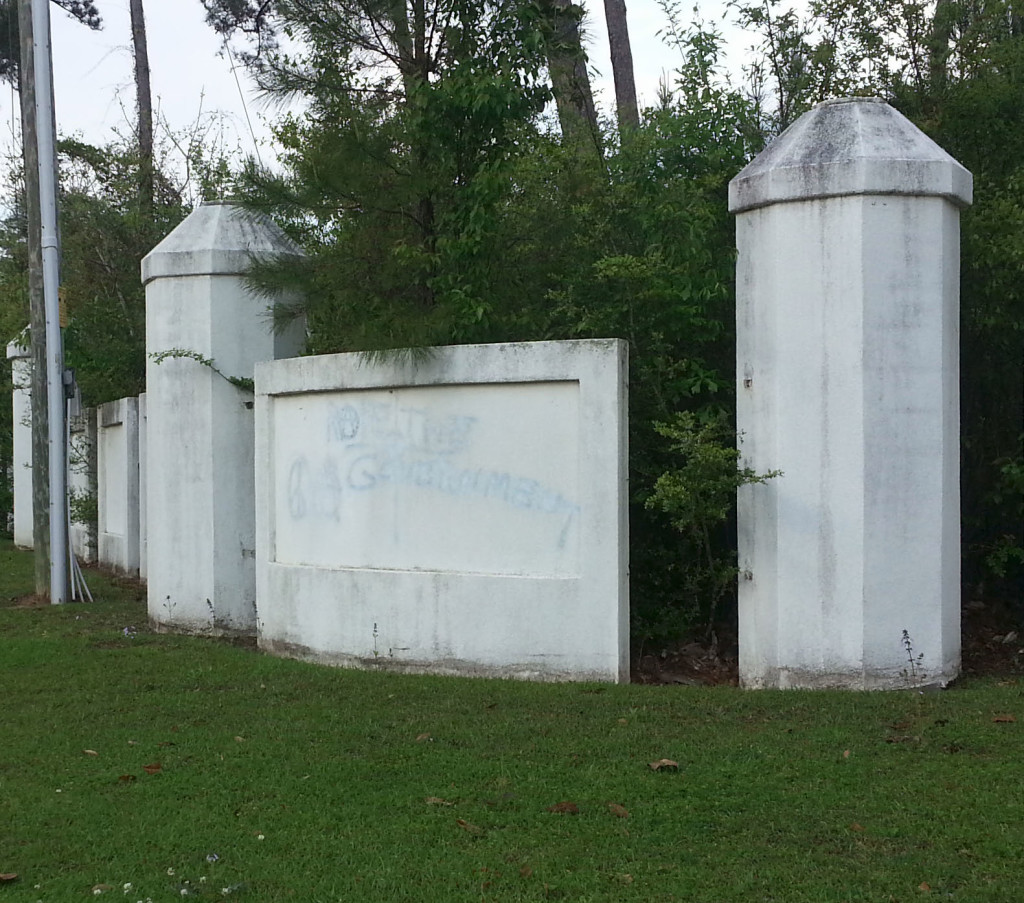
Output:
18 0 50 597
18 0 68 603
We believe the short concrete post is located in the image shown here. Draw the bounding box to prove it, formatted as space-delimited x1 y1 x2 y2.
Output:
142 202 304 634
7 330 32 549
730 98 972 689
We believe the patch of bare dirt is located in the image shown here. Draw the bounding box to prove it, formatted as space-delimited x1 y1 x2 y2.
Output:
634 603 1024 686
633 630 739 686
962 600 1024 677
10 594 51 609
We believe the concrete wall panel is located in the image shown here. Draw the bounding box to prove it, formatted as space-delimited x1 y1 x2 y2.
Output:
256 339 629 682
97 397 140 575
7 335 32 548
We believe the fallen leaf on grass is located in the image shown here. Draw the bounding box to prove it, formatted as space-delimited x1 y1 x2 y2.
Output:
843 750 850 759
547 801 579 815
0 873 18 883
234 736 245 743
648 759 679 772
918 881 931 892
608 803 629 819
82 749 99 757
617 718 628 725
425 796 454 806
456 818 485 836
118 774 136 783
415 733 432 742
142 762 162 775
850 823 865 832
992 714 1016 723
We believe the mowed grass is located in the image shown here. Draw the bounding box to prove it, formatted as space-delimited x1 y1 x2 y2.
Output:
1 541 1023 902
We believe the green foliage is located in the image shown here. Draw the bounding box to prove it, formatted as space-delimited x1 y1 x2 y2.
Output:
149 348 255 393
0 131 242 407
645 413 779 639
235 11 761 644
67 486 97 528
648 414 777 532
56 139 189 404
238 0 551 352
0 124 242 530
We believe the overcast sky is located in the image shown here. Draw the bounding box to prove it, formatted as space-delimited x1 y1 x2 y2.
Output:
0 0 758 179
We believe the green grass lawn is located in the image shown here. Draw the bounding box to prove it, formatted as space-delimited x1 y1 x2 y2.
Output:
1 539 1022 902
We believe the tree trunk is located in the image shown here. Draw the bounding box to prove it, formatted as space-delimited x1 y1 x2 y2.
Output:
603 0 638 136
382 0 436 304
543 0 600 152
928 0 952 90
388 0 417 99
129 0 153 214
18 0 49 597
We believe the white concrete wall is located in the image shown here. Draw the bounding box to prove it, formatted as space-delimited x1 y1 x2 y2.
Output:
731 98 970 689
138 392 147 581
97 396 140 575
68 407 97 563
143 202 304 635
7 334 32 548
255 339 629 683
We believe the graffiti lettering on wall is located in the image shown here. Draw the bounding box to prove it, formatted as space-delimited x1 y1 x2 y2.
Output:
286 401 579 548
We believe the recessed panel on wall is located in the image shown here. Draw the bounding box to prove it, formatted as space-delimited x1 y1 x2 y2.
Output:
96 397 140 576
271 382 581 578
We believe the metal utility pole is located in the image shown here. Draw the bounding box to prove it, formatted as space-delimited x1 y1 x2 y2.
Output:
18 0 49 596
19 0 68 603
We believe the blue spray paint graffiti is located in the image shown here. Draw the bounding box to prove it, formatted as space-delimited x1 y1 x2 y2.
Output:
287 401 579 548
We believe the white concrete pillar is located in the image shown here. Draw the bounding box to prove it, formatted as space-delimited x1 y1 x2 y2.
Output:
730 97 972 689
142 201 304 635
97 396 140 575
7 330 32 549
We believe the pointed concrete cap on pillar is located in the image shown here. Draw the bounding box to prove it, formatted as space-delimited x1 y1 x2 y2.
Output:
729 97 973 214
6 326 30 360
141 200 304 284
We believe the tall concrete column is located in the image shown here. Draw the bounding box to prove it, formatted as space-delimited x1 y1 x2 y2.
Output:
730 98 972 689
7 330 33 549
142 202 304 635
